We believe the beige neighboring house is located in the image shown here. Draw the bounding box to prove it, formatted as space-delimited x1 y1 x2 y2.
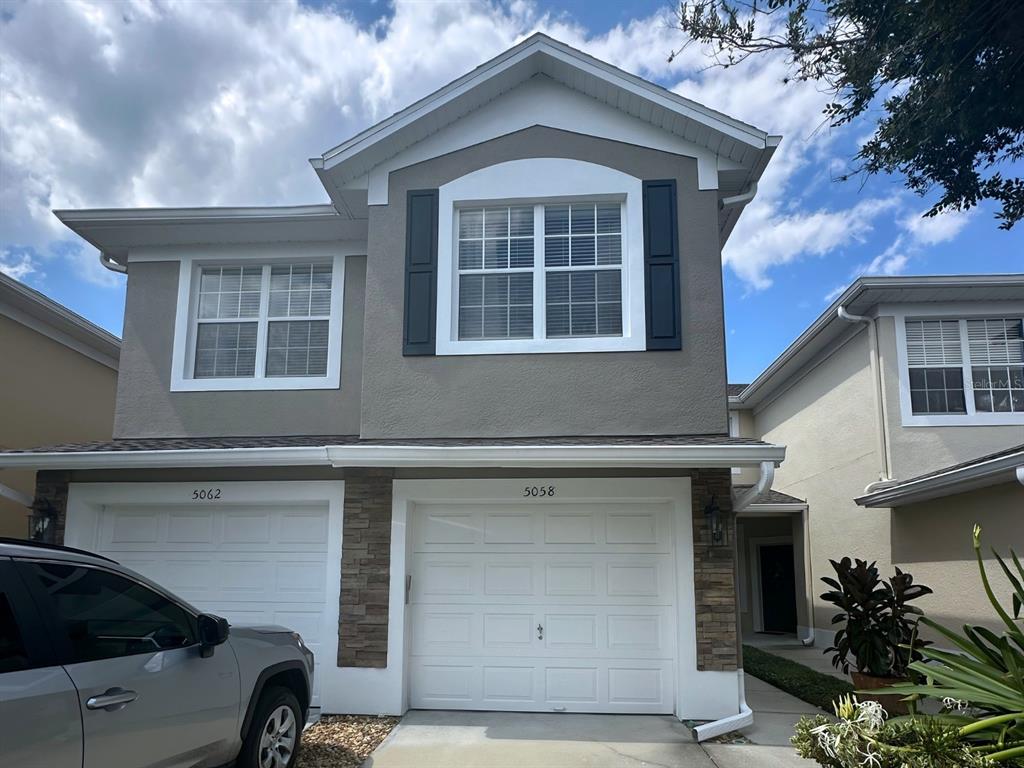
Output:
0 272 119 538
730 274 1024 644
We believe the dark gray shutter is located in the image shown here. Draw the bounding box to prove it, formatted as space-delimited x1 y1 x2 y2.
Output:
403 189 439 356
642 179 681 350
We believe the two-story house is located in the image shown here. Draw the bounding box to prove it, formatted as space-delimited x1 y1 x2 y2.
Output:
0 272 119 538
0 35 786 729
729 275 1024 646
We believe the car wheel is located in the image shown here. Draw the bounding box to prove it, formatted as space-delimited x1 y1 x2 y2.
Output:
239 686 303 768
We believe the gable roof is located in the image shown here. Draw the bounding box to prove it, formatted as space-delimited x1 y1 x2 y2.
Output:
0 272 120 369
731 274 1024 410
311 33 780 241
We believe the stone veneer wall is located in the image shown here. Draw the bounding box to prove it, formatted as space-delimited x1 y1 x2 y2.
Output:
689 468 739 672
337 469 394 668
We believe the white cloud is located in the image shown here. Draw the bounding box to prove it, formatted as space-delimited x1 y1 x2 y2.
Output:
0 0 910 293
862 237 911 276
0 249 40 282
902 207 974 246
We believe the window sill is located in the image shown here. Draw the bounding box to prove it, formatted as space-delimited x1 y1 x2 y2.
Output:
435 336 646 356
900 412 1024 427
170 374 340 392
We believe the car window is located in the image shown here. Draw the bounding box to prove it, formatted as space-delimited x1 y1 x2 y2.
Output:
0 591 30 673
23 562 197 663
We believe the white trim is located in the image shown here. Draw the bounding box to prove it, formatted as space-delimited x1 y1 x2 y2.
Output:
62 480 345 711
169 250 345 392
748 536 794 634
728 412 741 474
892 307 1024 427
435 159 646 355
0 442 786 471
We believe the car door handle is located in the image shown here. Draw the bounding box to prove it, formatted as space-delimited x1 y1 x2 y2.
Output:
86 687 138 711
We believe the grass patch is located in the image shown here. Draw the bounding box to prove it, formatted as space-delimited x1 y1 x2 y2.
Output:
743 644 854 712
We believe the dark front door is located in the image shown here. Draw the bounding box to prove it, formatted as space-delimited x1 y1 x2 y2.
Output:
759 544 798 633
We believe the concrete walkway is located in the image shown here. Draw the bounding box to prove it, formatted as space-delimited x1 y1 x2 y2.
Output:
742 673 821 747
744 633 847 680
365 707 816 767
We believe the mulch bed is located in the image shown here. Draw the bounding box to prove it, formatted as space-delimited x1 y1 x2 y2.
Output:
297 715 401 768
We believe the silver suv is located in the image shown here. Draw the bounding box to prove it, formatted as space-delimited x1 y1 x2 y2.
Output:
0 538 314 768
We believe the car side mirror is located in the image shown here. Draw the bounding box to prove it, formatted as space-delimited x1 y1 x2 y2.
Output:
197 613 230 658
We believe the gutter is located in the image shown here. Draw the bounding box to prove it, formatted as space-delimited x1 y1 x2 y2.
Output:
0 443 788 471
837 305 893 489
719 181 757 210
99 252 127 274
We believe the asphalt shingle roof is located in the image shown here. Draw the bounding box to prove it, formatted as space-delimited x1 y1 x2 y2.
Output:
733 485 805 505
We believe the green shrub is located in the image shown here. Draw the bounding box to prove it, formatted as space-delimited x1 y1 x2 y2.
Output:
742 644 853 711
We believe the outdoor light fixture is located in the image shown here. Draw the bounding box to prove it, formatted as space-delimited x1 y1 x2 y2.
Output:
704 494 726 547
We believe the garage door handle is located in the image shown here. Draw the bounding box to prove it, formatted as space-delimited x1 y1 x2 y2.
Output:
87 688 137 711
537 624 543 640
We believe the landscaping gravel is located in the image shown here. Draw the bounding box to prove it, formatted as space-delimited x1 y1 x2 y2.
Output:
297 715 400 768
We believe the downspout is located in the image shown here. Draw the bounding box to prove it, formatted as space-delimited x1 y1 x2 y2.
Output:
837 306 893 489
693 460 775 742
719 181 758 210
99 252 127 274
798 505 816 647
0 482 32 507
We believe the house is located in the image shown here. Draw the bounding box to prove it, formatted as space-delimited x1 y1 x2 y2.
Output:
0 34 787 728
729 275 1024 644
0 272 119 539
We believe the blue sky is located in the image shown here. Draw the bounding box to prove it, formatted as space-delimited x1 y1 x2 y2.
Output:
1 0 1020 383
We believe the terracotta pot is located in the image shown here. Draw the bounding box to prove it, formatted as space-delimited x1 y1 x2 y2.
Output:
851 671 910 715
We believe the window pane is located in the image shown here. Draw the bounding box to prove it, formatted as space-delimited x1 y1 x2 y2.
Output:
908 366 966 414
0 592 29 673
546 269 622 339
484 207 508 238
484 239 509 269
596 235 621 265
194 323 257 378
509 206 533 238
458 273 531 340
509 238 534 268
596 203 621 234
269 263 331 318
972 364 1024 413
570 204 595 234
570 235 595 266
545 205 569 236
459 208 483 239
905 319 963 366
545 236 569 267
24 562 195 663
459 240 483 270
265 320 329 377
198 265 262 320
967 318 1024 365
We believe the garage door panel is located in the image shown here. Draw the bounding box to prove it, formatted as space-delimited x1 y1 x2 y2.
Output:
94 502 330 706
412 553 673 605
413 502 671 554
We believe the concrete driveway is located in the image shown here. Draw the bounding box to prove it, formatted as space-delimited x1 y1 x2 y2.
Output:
364 710 815 768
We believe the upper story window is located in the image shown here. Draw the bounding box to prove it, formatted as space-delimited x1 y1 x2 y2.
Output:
436 158 646 355
899 315 1024 425
170 254 344 392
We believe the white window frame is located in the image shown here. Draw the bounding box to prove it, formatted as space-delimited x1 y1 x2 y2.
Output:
170 251 345 392
436 158 647 355
890 303 1024 427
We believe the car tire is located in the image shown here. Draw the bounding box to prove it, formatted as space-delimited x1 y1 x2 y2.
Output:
238 685 304 768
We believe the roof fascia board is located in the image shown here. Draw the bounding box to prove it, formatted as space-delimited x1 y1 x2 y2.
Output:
54 205 340 229
0 442 786 471
855 451 1024 508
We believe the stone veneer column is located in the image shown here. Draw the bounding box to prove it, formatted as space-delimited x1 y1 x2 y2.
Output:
32 470 71 545
338 469 394 668
690 468 739 671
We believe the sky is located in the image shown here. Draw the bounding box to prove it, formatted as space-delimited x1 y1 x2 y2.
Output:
1 0 1021 383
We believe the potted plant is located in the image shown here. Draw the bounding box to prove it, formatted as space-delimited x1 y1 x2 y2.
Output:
820 557 932 714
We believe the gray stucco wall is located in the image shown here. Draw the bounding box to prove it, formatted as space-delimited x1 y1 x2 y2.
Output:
876 315 1024 479
114 255 366 438
360 126 729 439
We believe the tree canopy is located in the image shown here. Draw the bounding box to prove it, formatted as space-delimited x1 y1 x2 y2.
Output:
673 0 1024 228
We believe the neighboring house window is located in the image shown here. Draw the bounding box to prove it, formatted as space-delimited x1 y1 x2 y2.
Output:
900 316 1024 424
171 255 344 392
436 158 646 355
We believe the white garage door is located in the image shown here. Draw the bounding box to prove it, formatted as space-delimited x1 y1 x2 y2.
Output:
92 501 330 705
408 498 677 713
